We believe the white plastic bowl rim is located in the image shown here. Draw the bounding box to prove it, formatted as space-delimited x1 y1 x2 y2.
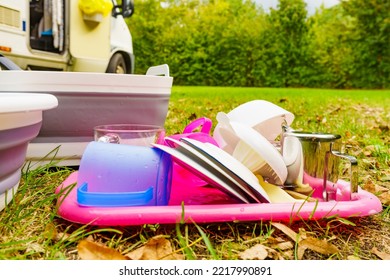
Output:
0 93 58 130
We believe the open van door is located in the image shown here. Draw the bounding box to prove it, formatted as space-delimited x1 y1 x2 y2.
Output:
1 0 134 73
69 0 111 72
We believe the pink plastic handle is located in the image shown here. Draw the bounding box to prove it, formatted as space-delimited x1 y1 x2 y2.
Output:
182 117 213 134
156 130 166 144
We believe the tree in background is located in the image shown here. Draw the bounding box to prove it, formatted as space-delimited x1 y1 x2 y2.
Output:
307 5 355 88
126 0 187 75
128 0 267 86
256 0 310 87
341 0 390 88
128 0 389 89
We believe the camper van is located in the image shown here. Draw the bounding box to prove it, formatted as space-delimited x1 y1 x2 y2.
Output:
0 0 135 73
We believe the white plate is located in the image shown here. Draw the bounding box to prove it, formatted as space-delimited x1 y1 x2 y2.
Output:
153 143 251 203
229 122 288 185
180 138 270 203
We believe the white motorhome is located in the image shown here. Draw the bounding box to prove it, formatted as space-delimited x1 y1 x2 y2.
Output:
0 0 134 73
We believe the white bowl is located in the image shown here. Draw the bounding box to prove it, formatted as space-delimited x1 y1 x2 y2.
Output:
0 92 58 211
223 121 288 185
213 100 294 150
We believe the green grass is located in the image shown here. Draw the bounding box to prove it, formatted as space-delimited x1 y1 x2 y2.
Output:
168 87 390 166
168 86 390 135
0 86 389 260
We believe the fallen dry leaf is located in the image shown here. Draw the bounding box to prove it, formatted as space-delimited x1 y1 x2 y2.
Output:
78 239 128 260
363 180 376 193
363 145 378 157
347 255 361 260
297 245 307 260
272 241 294 251
270 236 287 243
364 179 390 205
298 228 309 240
270 223 340 259
363 179 388 194
378 124 389 132
271 222 303 242
126 235 183 260
239 244 268 260
266 246 292 260
44 223 58 241
380 175 390 182
371 247 390 260
378 191 390 205
25 242 45 254
44 223 72 242
299 237 339 256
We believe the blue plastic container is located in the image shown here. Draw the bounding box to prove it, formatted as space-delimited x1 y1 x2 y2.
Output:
76 141 172 207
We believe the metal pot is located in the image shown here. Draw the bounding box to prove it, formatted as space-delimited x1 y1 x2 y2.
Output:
282 128 358 201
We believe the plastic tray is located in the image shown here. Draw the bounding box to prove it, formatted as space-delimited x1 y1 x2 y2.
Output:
55 171 382 226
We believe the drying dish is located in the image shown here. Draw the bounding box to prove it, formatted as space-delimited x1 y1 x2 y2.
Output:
55 171 382 226
176 138 271 203
0 65 173 167
160 137 270 203
228 122 288 185
213 100 295 149
153 142 250 203
0 92 58 211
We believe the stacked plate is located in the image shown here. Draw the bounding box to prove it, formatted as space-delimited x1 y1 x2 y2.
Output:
154 137 271 204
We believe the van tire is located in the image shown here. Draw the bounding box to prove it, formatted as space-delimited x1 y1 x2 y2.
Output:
106 53 127 74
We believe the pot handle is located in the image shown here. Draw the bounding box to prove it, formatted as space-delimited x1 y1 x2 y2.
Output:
0 54 22 70
331 150 358 200
183 117 213 134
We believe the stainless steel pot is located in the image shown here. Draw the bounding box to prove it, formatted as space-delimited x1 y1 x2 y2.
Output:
282 129 358 201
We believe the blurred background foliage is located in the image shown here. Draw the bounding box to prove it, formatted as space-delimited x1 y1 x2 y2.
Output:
127 0 389 89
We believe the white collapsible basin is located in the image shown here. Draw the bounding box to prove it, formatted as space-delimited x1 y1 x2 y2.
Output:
0 93 58 211
0 65 173 166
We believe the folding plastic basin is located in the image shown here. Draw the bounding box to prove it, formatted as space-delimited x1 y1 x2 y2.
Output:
0 93 58 211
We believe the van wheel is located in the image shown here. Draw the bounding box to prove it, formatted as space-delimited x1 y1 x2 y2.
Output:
106 53 127 74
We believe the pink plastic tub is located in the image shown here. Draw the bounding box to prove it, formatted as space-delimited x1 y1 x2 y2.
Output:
55 171 382 226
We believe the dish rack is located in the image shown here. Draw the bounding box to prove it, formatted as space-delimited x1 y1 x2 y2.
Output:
55 171 382 226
